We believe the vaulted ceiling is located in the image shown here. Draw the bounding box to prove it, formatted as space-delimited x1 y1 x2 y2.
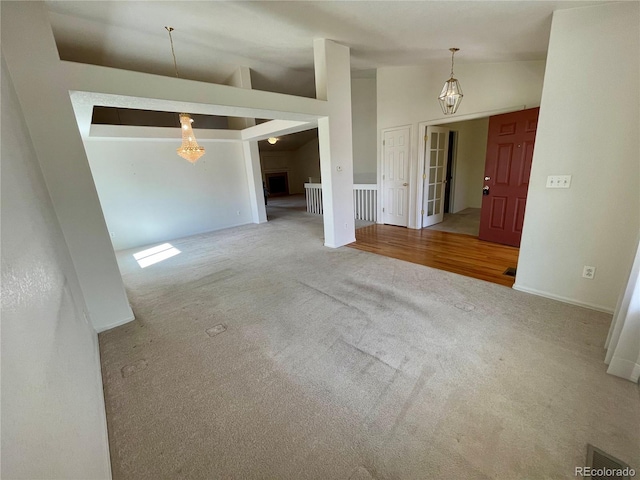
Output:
45 0 603 99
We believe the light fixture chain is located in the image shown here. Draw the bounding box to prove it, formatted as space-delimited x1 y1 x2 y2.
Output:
165 26 180 78
451 50 455 77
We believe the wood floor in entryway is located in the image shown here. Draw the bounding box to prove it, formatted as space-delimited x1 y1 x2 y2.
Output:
349 224 520 287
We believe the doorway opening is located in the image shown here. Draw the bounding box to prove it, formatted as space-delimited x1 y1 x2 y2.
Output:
422 118 488 236
258 128 321 222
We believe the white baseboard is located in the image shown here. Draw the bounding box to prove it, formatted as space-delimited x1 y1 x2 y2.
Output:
512 284 614 314
324 237 356 249
607 357 640 383
95 313 136 333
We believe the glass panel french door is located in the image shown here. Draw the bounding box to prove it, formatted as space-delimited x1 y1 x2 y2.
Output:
422 126 449 227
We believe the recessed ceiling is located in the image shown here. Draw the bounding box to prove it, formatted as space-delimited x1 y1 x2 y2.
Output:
45 1 604 98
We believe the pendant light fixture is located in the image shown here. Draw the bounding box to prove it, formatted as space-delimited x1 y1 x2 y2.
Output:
165 26 205 163
438 48 463 115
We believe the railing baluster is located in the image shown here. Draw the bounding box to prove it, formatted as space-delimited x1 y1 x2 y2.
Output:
365 190 369 221
366 190 370 221
313 188 317 214
305 183 377 219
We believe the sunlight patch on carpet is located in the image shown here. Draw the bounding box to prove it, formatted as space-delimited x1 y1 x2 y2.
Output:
133 243 181 268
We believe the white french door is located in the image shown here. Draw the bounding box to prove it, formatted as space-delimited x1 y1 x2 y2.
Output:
382 127 410 226
422 126 450 227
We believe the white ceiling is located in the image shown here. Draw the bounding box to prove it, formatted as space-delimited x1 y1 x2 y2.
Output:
257 128 319 152
45 1 605 98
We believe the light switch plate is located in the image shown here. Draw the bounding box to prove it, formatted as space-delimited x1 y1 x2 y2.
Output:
546 175 572 188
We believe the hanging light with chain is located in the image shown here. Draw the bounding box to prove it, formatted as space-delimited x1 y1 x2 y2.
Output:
438 48 464 115
165 26 205 163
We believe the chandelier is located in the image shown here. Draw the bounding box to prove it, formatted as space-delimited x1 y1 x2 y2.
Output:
166 27 205 163
177 114 205 163
438 48 463 115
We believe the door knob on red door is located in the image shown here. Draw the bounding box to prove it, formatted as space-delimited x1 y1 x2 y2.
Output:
483 186 490 195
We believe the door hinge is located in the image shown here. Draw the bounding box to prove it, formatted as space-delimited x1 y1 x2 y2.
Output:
424 135 428 141
421 209 424 215
423 173 427 180
382 207 385 212
382 174 385 180
383 140 386 146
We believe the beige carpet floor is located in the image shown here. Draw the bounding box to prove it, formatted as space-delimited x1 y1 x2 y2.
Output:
101 205 639 479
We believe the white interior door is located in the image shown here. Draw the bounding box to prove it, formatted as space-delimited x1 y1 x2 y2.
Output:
422 127 450 227
382 127 410 226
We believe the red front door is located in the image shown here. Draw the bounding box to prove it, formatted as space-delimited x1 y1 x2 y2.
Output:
479 107 539 247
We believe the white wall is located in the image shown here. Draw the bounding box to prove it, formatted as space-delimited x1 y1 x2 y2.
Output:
85 139 252 251
1 57 111 479
515 2 640 312
377 60 545 227
352 76 377 184
444 118 489 213
378 61 545 129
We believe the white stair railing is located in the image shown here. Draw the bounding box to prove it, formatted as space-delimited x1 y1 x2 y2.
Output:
304 183 323 215
353 184 377 222
304 183 377 222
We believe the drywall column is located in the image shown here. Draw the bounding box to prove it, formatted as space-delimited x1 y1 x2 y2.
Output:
243 140 267 223
605 236 640 382
514 2 640 312
1 1 134 331
226 66 267 224
1 55 111 480
314 39 355 247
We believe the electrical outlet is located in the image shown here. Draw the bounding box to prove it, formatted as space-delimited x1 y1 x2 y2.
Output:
582 266 596 279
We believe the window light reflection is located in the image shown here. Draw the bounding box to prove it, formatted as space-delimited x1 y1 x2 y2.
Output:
134 243 181 268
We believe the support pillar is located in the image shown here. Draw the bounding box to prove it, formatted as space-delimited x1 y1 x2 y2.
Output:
313 39 355 247
2 1 133 331
226 66 267 224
